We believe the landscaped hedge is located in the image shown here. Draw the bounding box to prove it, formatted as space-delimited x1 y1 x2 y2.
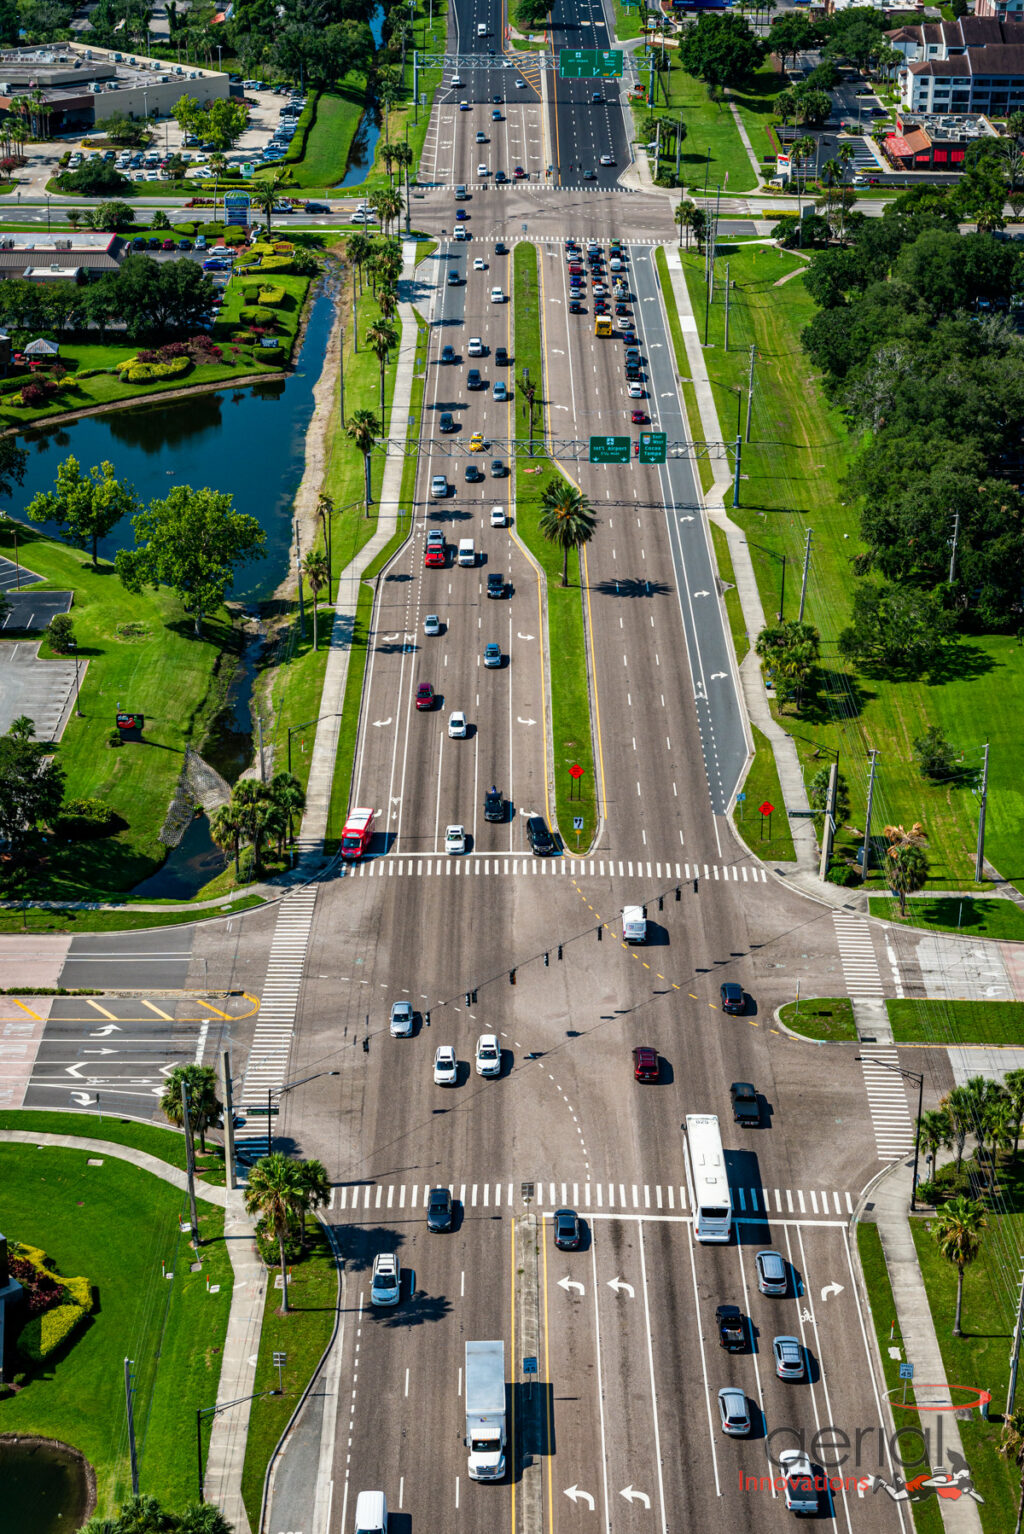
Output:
116 355 191 382
239 306 276 325
13 1241 92 1362
256 285 286 305
259 255 293 274
53 797 123 839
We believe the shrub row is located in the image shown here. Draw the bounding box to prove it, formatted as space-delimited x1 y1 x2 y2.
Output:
116 355 191 382
13 1242 92 1362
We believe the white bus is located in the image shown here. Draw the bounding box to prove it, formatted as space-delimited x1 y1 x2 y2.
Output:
684 1114 732 1243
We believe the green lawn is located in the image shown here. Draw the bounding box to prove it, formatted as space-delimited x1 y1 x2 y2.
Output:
886 999 1024 1046
513 243 597 846
869 896 1024 942
636 63 758 194
729 64 786 171
855 1224 945 1534
709 522 749 663
0 1110 225 1182
0 1143 231 1514
654 244 713 496
0 896 265 933
279 80 368 190
0 526 242 899
733 723 796 861
240 1223 338 1529
609 0 644 40
911 1214 1022 1533
676 245 1024 892
778 996 857 1041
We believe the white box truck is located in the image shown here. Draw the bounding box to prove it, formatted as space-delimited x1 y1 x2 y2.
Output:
622 904 647 943
465 1340 506 1481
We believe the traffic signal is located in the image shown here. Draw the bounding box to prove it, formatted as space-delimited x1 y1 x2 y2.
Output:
466 992 472 1006
597 925 602 941
675 886 681 902
544 952 550 967
557 945 563 961
694 878 699 894
509 969 517 985
658 895 664 911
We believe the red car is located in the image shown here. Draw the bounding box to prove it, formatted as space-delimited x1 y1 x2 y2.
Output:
415 682 435 710
633 1046 660 1082
161 239 177 251
513 165 526 178
568 262 583 275
631 409 647 424
425 544 445 568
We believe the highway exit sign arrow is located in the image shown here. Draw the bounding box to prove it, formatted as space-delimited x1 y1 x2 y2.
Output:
559 47 623 78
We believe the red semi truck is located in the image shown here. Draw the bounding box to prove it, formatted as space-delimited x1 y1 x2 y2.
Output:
341 806 375 860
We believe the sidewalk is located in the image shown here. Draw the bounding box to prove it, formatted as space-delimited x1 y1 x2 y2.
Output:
0 1129 262 1532
859 1161 984 1532
296 240 423 865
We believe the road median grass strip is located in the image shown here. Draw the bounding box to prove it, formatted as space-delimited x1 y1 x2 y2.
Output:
886 999 1024 1046
0 1142 232 1512
855 1223 945 1534
677 242 1024 892
732 723 795 862
0 1109 226 1182
777 996 856 1042
709 522 748 664
512 243 597 845
241 1221 338 1530
0 897 266 934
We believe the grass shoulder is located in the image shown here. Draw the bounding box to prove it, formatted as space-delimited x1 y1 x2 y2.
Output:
777 996 856 1042
854 1223 945 1534
240 1221 338 1528
886 999 1024 1046
0 896 265 933
0 1141 232 1512
869 896 1024 942
709 522 748 663
732 722 796 862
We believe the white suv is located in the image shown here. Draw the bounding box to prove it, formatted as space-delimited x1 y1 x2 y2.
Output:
370 1253 401 1307
475 1034 501 1077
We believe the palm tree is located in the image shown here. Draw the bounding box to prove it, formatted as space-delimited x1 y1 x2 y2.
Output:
107 1495 176 1534
883 823 929 916
159 1064 222 1153
65 208 83 231
932 1195 987 1337
917 1108 952 1186
243 1151 306 1313
999 1406 1024 1534
175 1504 234 1534
380 140 397 187
364 318 398 418
675 198 697 249
250 176 282 238
391 140 414 210
1006 1068 1024 1158
346 231 374 293
295 1157 331 1241
345 408 381 514
303 548 329 650
943 1085 974 1169
963 1074 1007 1189
989 1097 1017 1188
269 771 305 845
539 477 598 587
377 283 398 322
211 801 244 881
231 779 277 870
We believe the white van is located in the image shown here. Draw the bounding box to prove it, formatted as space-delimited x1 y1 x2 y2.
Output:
477 21 486 34
354 1491 387 1534
458 538 476 567
622 905 647 944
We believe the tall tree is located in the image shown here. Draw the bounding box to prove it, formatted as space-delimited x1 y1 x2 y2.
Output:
0 716 65 858
159 1063 222 1153
116 486 265 638
302 548 329 650
243 1151 306 1312
932 1195 987 1337
1004 1068 1024 1159
295 1156 330 1240
176 1504 234 1534
917 1108 952 1182
26 456 140 570
210 801 244 880
345 409 380 514
883 823 929 917
999 1406 1024 1534
677 10 764 89
0 435 27 505
364 318 398 418
269 771 305 846
538 477 598 587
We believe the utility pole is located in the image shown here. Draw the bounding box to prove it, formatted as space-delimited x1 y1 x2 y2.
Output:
675 109 683 183
724 260 730 351
256 712 266 784
818 762 839 881
1006 1261 1024 1417
339 323 345 426
220 1049 236 1192
745 343 756 442
125 1357 140 1494
798 528 813 622
181 1079 200 1247
975 742 990 882
862 749 878 877
949 509 960 583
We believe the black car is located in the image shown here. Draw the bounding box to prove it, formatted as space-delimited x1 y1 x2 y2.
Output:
467 367 483 389
465 464 483 482
486 573 505 598
720 983 745 1015
731 1081 760 1125
569 300 584 314
491 458 506 477
554 1208 581 1250
426 1186 453 1231
716 1304 747 1352
495 169 508 183
304 201 329 213
584 169 597 180
440 344 456 363
495 346 509 366
495 242 508 254
439 411 456 432
527 815 554 855
484 787 505 822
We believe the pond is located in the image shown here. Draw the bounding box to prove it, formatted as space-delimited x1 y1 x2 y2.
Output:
15 278 337 603
0 1437 93 1534
335 5 387 189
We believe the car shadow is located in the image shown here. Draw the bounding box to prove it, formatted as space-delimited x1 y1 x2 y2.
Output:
653 1055 674 1086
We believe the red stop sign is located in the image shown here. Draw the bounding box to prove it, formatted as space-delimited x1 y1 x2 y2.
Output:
569 764 584 780
759 801 774 816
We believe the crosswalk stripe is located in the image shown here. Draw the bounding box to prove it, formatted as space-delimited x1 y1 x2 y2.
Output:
329 1179 854 1217
344 855 766 882
860 1046 916 1158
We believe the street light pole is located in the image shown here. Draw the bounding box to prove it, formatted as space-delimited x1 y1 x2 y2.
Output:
856 1056 924 1210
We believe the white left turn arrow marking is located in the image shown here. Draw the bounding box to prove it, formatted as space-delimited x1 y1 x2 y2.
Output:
620 1486 650 1508
607 1276 634 1298
558 1275 585 1295
372 718 393 728
564 1486 595 1509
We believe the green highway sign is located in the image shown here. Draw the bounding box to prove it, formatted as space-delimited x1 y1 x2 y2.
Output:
559 48 623 79
638 430 667 465
590 435 631 464
245 1106 280 1116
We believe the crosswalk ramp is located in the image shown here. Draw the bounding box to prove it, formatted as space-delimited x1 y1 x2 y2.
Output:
833 912 885 998
329 1178 854 1221
859 1049 916 1160
344 855 768 883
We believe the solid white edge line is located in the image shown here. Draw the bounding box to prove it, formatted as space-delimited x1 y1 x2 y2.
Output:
685 1220 723 1497
590 1235 613 1534
639 1222 670 1534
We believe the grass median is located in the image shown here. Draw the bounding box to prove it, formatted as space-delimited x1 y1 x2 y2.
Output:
240 1222 338 1530
0 1142 231 1512
733 723 795 862
513 243 597 845
0 897 265 934
886 999 1024 1046
778 997 856 1042
676 243 1024 892
869 896 1024 942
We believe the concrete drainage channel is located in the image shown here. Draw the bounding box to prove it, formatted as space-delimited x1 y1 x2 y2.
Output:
515 1207 544 1532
